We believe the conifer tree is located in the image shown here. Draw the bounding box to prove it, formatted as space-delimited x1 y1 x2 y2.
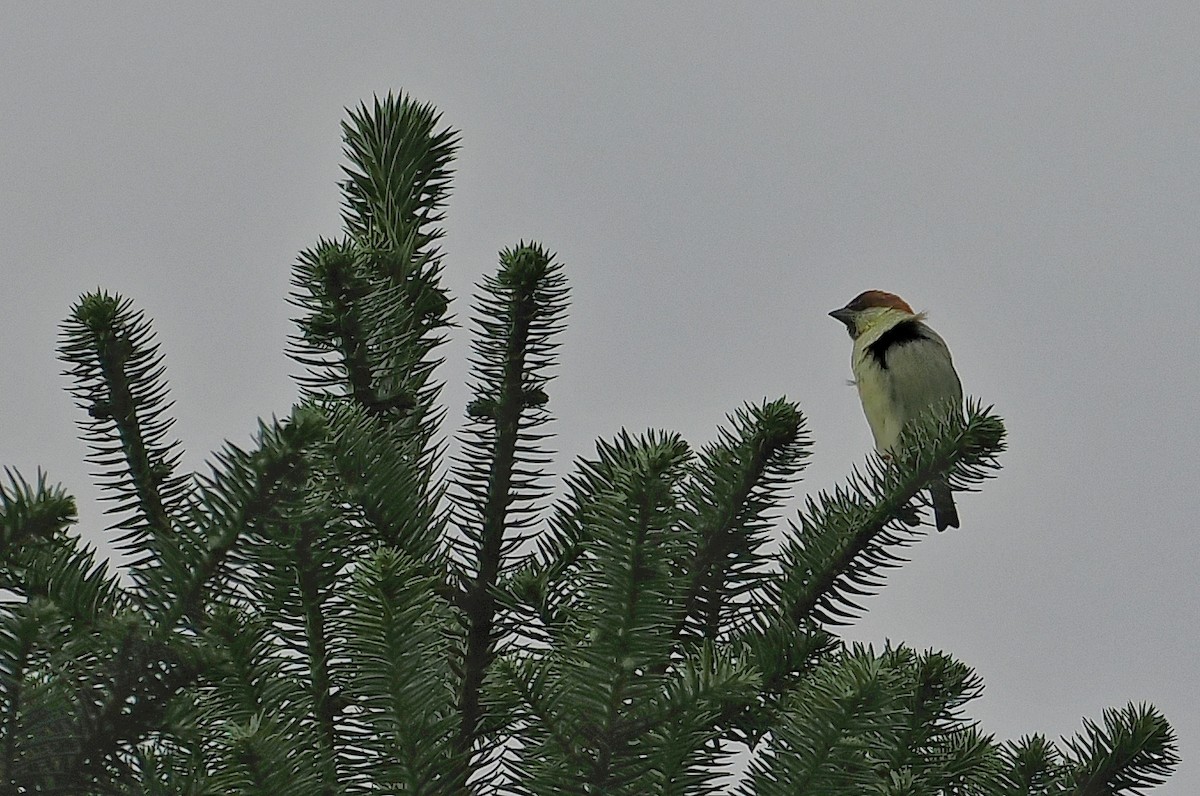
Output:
0 92 1177 795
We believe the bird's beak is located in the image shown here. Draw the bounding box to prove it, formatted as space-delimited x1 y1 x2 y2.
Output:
829 307 855 327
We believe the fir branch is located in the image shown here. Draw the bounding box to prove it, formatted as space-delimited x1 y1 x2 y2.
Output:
0 601 50 786
453 244 567 758
320 401 458 616
338 91 456 427
0 469 76 553
168 407 325 630
778 400 1005 627
931 723 1004 794
129 740 214 795
291 240 390 411
676 398 810 641
293 521 338 795
292 93 455 428
875 646 1003 793
735 619 838 717
998 734 1065 795
198 608 325 796
495 655 586 774
194 446 354 795
7 660 78 791
340 92 459 251
332 548 459 795
4 535 124 631
1059 703 1178 796
742 646 906 796
498 427 664 650
58 292 193 598
290 240 443 418
639 640 761 796
323 401 446 560
67 617 209 792
878 647 979 759
0 537 133 790
498 432 696 796
572 433 691 792
208 712 324 796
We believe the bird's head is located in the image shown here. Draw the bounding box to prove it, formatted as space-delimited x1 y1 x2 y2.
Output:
829 290 918 339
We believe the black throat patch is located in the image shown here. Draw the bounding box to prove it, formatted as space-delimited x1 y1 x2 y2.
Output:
866 320 927 369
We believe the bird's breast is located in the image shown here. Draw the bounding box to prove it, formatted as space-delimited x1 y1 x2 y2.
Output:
851 354 903 452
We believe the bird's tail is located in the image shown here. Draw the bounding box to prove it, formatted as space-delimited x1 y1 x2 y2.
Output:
930 480 959 532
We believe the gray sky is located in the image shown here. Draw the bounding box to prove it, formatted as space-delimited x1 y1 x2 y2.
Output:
3 3 1197 791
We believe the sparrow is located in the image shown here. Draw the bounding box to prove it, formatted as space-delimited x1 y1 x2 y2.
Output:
829 290 963 530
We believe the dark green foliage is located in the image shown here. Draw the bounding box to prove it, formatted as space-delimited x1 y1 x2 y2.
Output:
0 469 77 549
677 399 810 642
59 291 195 610
454 242 566 571
494 431 764 795
1058 704 1179 795
339 94 457 254
451 243 569 768
779 400 1004 627
999 734 1067 795
334 549 459 794
0 91 1177 795
745 646 908 795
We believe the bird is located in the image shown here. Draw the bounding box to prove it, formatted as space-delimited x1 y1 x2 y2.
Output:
829 290 963 531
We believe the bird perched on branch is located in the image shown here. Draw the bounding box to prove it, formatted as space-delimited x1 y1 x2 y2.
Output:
829 290 963 530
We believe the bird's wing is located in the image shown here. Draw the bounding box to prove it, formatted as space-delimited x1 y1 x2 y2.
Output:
883 329 963 426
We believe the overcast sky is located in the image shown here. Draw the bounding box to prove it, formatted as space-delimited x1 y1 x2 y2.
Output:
2 3 1197 792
